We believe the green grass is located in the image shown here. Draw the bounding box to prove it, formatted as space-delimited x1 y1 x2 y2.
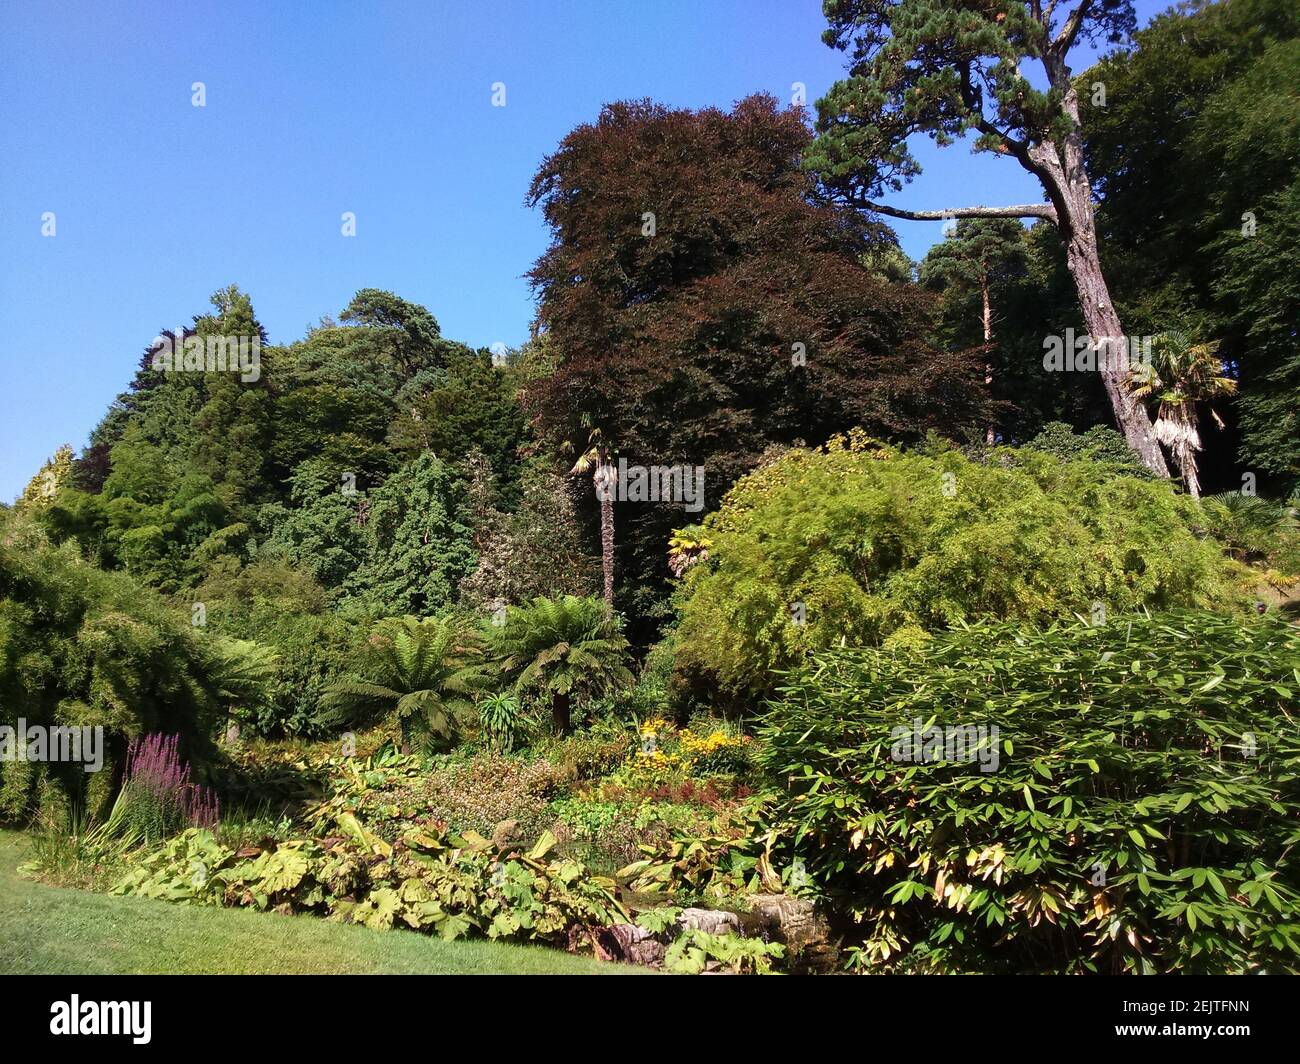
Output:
0 830 635 974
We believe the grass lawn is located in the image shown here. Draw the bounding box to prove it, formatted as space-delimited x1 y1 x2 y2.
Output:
0 830 635 975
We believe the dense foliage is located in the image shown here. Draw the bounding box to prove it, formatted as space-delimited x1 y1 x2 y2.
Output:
1084 0 1300 493
758 611 1300 973
7 0 1299 978
673 433 1246 707
0 513 231 820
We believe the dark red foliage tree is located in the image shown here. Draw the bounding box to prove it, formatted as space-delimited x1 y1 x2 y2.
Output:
525 95 991 633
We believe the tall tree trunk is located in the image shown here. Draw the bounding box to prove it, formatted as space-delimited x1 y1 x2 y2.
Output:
595 461 615 611
981 269 995 445
551 690 572 734
1043 64 1171 479
1171 408 1202 499
1182 444 1201 499
1060 206 1170 476
864 38 1172 477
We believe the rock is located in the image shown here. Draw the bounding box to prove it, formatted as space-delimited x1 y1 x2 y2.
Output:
491 819 519 849
677 907 742 936
596 923 666 967
746 894 836 971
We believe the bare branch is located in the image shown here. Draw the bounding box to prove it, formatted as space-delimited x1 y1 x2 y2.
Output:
850 197 1059 225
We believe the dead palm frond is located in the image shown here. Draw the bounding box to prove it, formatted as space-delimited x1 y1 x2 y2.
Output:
1130 332 1236 498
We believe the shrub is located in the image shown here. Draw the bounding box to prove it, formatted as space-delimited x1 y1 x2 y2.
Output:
1023 421 1156 476
322 615 488 753
194 560 363 737
0 513 222 821
1198 492 1300 587
113 822 626 947
477 692 529 753
757 610 1300 973
491 595 634 733
422 753 565 841
534 717 632 784
674 432 1246 707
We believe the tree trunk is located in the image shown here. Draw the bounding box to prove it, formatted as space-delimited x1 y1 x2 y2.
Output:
1171 408 1202 499
1182 444 1201 499
551 690 572 734
981 269 995 445
1045 63 1171 479
1060 211 1170 477
862 45 1173 478
595 463 615 611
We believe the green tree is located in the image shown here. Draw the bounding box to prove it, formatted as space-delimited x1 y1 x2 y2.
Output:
1214 179 1300 492
323 615 486 752
259 461 369 595
1081 0 1300 492
16 445 75 511
343 453 477 618
386 346 529 499
492 595 633 733
186 286 274 512
340 288 443 376
809 0 1170 475
919 219 1029 441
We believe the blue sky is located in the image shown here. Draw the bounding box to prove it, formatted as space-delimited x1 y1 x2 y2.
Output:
0 0 1169 501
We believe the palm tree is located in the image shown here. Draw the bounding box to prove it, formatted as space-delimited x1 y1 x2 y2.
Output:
570 427 615 610
491 595 633 734
323 615 487 752
667 525 712 577
1130 332 1237 499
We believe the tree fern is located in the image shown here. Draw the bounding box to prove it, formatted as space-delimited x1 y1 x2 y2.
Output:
323 615 487 752
491 595 632 733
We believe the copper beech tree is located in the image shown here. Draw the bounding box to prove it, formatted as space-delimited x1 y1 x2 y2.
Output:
809 0 1171 476
526 94 992 624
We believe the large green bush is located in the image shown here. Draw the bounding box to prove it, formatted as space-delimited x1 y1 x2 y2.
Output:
674 433 1246 706
0 514 224 821
757 611 1300 973
194 559 362 737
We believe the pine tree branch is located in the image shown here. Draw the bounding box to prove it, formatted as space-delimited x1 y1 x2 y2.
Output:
849 196 1059 225
1053 0 1093 54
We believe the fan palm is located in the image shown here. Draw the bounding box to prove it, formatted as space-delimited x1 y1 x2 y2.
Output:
491 595 633 733
1130 332 1237 499
323 615 487 752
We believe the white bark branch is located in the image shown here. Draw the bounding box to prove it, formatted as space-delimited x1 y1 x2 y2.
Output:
852 199 1059 225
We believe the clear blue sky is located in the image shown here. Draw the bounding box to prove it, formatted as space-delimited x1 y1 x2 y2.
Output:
0 0 1169 502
